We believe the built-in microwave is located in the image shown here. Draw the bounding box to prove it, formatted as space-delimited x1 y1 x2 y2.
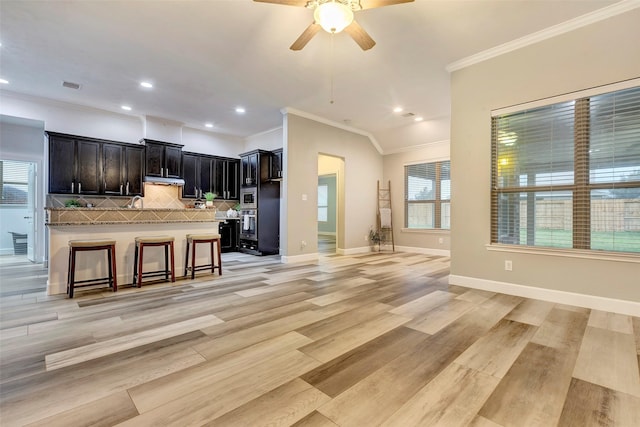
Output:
240 187 257 209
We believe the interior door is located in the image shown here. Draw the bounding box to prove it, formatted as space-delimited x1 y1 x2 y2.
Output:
26 162 36 261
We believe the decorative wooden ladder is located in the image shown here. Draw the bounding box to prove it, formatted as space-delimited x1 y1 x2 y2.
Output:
377 180 395 251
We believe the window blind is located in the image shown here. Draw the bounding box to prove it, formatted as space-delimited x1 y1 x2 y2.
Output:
0 160 30 205
405 160 450 229
491 86 640 253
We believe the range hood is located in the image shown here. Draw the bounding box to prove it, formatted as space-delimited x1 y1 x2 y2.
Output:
143 176 185 186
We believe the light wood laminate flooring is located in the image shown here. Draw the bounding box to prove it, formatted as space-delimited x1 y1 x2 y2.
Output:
0 252 639 426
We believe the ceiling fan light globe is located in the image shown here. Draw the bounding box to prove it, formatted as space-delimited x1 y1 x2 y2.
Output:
314 2 354 33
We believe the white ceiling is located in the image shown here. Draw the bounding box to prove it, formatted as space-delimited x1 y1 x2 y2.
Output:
0 0 621 153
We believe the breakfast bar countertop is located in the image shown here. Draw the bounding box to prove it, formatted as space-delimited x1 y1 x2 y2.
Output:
45 207 218 226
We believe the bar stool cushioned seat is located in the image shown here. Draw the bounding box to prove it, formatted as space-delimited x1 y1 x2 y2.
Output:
184 233 222 279
67 239 117 298
133 236 175 287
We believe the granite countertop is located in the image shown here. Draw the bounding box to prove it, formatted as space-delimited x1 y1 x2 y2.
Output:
45 207 209 211
46 207 219 226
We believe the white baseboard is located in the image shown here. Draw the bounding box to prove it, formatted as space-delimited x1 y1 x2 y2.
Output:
337 246 371 255
281 253 319 264
0 248 15 256
448 274 640 317
395 246 451 257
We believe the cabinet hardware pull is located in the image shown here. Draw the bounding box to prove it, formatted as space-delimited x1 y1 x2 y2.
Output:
78 182 81 193
161 167 164 177
120 184 123 195
126 182 130 195
71 182 74 193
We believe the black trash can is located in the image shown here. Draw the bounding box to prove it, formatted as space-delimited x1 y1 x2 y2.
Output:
9 232 27 255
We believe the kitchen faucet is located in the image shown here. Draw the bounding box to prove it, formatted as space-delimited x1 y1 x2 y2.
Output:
128 195 143 209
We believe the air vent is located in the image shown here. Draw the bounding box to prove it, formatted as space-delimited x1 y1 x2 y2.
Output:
401 112 415 118
62 81 81 90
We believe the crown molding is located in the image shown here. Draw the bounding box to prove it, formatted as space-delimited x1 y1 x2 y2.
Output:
382 139 450 155
446 0 640 73
281 107 384 154
246 126 283 140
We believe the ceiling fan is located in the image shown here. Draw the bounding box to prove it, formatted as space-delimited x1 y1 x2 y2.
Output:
254 0 414 51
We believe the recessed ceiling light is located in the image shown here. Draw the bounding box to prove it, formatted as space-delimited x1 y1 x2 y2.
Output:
140 81 153 89
121 105 132 111
414 117 424 122
0 78 8 84
393 107 403 113
205 123 214 128
235 107 246 114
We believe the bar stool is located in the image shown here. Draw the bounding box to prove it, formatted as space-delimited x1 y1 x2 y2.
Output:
133 236 175 287
184 233 222 279
67 239 117 298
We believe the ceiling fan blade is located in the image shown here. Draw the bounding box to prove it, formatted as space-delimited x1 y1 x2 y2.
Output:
290 23 321 50
253 0 309 6
358 0 414 10
344 21 376 50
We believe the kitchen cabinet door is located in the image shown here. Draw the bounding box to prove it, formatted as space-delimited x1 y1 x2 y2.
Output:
124 146 144 196
225 159 239 199
103 144 124 195
199 156 213 195
213 158 239 200
145 143 164 177
270 149 283 180
241 152 258 186
48 136 75 194
165 146 182 178
182 153 199 198
76 140 101 194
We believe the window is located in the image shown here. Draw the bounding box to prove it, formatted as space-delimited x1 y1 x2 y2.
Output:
0 160 30 205
405 160 450 229
491 86 640 254
318 184 328 222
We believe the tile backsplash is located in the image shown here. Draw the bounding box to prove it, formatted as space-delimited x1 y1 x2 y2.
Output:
47 183 238 211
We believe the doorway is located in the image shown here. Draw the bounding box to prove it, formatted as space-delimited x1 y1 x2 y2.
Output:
318 174 337 254
318 154 344 255
0 159 37 263
0 114 46 267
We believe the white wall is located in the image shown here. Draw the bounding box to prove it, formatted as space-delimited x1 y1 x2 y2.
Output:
0 91 244 157
1 91 142 143
244 127 283 153
383 140 450 253
182 127 243 158
450 9 640 306
283 113 382 260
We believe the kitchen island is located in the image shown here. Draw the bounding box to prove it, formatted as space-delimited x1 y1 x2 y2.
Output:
46 208 220 295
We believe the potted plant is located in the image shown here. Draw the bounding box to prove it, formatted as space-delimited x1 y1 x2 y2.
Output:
369 228 382 252
65 199 82 208
204 192 217 207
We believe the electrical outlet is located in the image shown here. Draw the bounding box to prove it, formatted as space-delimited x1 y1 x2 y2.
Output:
505 260 512 271
364 234 369 242
301 240 307 247
438 237 444 244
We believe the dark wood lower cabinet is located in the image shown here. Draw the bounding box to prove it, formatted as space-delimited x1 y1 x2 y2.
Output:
219 219 239 252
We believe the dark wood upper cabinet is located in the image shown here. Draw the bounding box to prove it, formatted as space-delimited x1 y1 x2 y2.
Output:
181 153 200 199
47 133 101 195
183 153 236 200
269 149 283 180
142 139 183 179
241 151 259 186
213 157 239 200
48 135 76 194
102 143 144 196
124 145 144 196
103 143 125 195
47 132 144 196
